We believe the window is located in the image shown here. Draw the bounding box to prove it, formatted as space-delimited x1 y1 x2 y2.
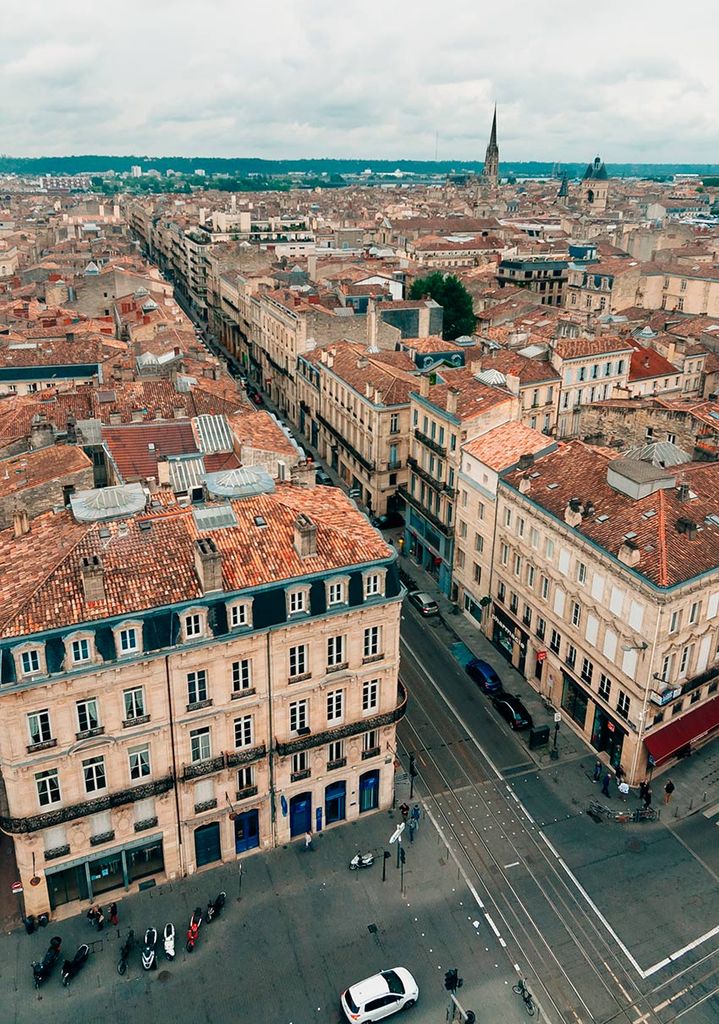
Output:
123 687 145 721
187 670 208 705
184 612 202 637
510 592 518 614
545 539 554 559
581 658 593 684
672 700 684 716
689 602 699 625
577 563 587 585
129 745 151 780
327 635 345 668
599 674 611 701
28 710 52 746
540 576 550 600
500 542 509 566
289 700 308 732
237 765 255 791
530 527 539 549
458 520 468 539
474 533 484 553
327 581 344 606
328 739 344 763
234 715 253 748
457 549 466 569
497 581 506 603
504 508 512 527
119 627 138 653
661 654 673 681
617 691 630 720
362 679 379 712
36 769 61 807
527 565 536 588
566 643 576 668
571 602 582 627
363 729 379 753
364 573 383 598
363 626 381 658
679 644 693 677
389 413 399 433
513 554 521 577
669 611 680 634
523 605 532 627
516 517 525 538
190 727 211 763
536 617 546 640
229 602 251 628
473 563 482 584
83 755 107 793
326 689 344 722
288 589 307 615
71 637 90 663
232 659 252 693
550 629 561 655
76 698 99 734
20 649 41 675
289 644 308 678
292 751 309 775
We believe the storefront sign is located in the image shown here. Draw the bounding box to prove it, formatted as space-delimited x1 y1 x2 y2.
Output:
491 612 526 652
537 651 547 662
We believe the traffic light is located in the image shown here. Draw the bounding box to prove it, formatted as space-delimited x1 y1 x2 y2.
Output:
444 969 458 992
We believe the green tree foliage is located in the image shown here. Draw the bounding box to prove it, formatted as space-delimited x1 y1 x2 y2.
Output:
409 272 476 340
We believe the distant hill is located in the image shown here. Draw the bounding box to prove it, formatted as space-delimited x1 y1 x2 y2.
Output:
1 155 718 179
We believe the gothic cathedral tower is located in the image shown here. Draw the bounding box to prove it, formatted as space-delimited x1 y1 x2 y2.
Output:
482 106 499 187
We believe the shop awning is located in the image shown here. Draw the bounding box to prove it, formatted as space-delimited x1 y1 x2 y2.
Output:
644 695 719 767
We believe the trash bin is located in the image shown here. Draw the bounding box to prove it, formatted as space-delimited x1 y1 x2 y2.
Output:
528 725 550 749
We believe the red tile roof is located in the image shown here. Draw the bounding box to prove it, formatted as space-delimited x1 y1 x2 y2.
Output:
102 421 198 481
463 422 554 471
627 339 678 381
0 445 92 496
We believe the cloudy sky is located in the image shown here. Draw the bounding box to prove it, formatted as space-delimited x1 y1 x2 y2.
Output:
0 0 716 162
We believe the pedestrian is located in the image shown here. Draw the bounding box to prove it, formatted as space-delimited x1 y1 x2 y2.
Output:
639 780 648 802
95 907 105 932
618 781 630 801
399 802 409 823
109 902 118 927
664 779 675 805
643 786 652 809
304 829 313 851
593 759 602 783
87 903 100 927
410 804 421 827
601 771 611 798
408 818 417 844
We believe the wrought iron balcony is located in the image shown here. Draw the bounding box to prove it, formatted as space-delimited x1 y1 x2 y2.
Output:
44 844 71 861
134 816 158 833
397 485 452 537
27 738 57 754
361 746 381 760
194 799 218 814
235 786 258 801
90 830 116 847
414 428 446 457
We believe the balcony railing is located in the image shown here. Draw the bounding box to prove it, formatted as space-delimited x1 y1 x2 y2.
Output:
361 746 381 760
290 768 311 782
414 428 446 457
27 738 57 754
134 816 158 833
327 757 347 771
76 726 105 741
397 485 452 537
235 786 258 801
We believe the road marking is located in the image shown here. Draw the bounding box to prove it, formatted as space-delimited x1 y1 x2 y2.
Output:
702 801 719 818
504 861 520 868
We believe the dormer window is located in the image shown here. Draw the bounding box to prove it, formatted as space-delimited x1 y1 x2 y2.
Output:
72 638 90 664
363 569 387 600
325 575 349 608
113 620 142 657
21 649 40 675
286 586 310 617
181 607 208 641
65 631 96 668
228 599 253 630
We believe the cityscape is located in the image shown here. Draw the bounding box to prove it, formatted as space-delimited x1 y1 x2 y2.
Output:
1 8 719 1023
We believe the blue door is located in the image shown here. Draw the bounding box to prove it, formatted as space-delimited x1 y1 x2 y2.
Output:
194 822 221 867
234 809 259 853
325 781 346 825
289 793 312 837
359 770 380 813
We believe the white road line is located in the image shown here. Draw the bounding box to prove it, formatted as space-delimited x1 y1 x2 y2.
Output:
485 913 501 938
701 801 719 818
504 861 520 868
401 639 719 979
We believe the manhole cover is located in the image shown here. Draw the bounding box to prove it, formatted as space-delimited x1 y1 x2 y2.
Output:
367 924 377 934
625 838 646 853
157 970 172 982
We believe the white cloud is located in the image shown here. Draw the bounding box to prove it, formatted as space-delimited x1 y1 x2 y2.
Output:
0 0 716 161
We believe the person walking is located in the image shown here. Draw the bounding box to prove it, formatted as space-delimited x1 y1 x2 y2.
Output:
408 818 417 843
601 771 612 798
399 802 409 824
109 902 119 927
639 780 648 802
643 785 653 809
618 780 630 801
593 759 602 783
615 764 625 784
95 907 105 932
304 829 313 851
664 779 675 805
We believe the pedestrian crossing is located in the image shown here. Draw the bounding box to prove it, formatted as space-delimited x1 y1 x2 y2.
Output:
701 801 719 823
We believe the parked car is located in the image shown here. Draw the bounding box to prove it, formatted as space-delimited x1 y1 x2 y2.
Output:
491 692 533 731
408 591 439 617
341 967 419 1023
315 470 334 486
250 392 263 406
370 511 405 530
465 658 503 694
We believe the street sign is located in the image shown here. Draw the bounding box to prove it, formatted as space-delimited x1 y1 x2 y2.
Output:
11 881 22 895
554 712 562 724
537 650 547 662
389 823 405 844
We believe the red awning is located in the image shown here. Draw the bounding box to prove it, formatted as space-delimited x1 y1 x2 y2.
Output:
644 695 719 767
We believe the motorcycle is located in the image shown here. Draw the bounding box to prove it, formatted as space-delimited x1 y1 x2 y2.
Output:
349 851 375 871
61 944 89 986
117 929 134 976
186 907 203 952
163 922 175 961
206 891 226 923
32 935 62 988
141 927 158 971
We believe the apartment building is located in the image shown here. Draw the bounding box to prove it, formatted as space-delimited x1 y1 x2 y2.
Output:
296 342 416 514
552 336 633 437
491 443 719 783
564 258 641 315
402 369 519 596
639 264 719 317
0 476 404 916
496 258 569 307
468 352 561 435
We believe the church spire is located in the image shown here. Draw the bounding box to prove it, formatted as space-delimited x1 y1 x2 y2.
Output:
483 105 499 187
489 104 497 148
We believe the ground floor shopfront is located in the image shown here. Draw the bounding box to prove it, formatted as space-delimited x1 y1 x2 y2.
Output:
46 835 165 911
403 508 453 597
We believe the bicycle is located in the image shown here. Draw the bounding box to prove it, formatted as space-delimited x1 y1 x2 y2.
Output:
512 977 535 1016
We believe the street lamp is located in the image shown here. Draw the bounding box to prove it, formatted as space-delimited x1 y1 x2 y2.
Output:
621 641 648 652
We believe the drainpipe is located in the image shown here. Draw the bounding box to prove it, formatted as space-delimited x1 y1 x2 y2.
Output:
629 607 663 785
265 632 277 848
164 654 185 878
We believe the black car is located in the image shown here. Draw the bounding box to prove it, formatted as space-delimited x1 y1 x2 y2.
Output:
315 470 334 486
465 658 503 694
491 692 533 731
371 511 405 530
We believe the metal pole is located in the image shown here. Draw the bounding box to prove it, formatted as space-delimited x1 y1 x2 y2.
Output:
237 861 243 902
382 851 388 882
396 836 401 869
400 858 404 895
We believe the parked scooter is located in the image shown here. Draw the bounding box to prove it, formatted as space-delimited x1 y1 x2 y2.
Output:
186 907 202 952
32 935 62 988
163 922 175 961
349 851 375 871
61 944 89 986
117 929 134 976
206 891 226 923
141 927 158 971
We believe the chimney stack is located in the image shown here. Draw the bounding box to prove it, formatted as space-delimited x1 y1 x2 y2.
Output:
81 554 105 602
290 459 317 488
446 387 460 415
563 500 583 528
618 540 641 567
194 537 223 593
419 376 430 398
367 297 378 350
293 513 317 558
13 507 30 538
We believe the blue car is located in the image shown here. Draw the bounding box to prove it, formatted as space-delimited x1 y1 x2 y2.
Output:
465 658 503 694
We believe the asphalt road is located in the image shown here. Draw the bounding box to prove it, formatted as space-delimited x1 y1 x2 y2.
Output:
398 601 719 1024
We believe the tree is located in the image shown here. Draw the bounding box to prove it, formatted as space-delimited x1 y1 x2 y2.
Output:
409 272 476 340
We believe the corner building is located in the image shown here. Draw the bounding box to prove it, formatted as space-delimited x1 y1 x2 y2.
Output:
0 478 404 916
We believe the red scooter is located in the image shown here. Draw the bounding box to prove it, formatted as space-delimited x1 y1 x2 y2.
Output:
186 907 203 952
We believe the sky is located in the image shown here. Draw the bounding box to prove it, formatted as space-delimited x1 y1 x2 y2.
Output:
0 0 717 163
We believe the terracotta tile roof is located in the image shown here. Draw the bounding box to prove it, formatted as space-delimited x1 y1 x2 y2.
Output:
417 366 515 422
0 390 95 445
503 440 719 587
552 336 633 360
469 350 560 385
0 445 92 496
102 421 198 481
227 412 300 459
627 339 678 381
401 336 468 355
463 422 554 471
305 342 417 406
0 485 393 638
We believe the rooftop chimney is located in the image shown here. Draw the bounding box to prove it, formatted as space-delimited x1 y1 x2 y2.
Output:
374 387 384 405
446 387 460 415
194 537 223 594
29 415 54 450
81 554 105 602
290 459 316 488
618 540 641 567
293 513 317 558
517 453 534 471
677 483 690 502
367 297 378 350
518 476 531 494
419 376 430 398
357 355 369 369
563 500 583 528
365 381 373 399
13 507 30 538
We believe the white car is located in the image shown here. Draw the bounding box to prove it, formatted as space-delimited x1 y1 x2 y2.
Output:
341 967 419 1022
